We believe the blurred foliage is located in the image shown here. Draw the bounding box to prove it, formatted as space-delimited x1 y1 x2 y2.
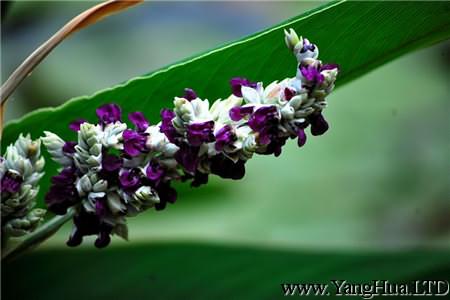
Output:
3 242 450 299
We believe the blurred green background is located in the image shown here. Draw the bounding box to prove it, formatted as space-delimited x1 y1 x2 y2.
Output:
2 0 450 289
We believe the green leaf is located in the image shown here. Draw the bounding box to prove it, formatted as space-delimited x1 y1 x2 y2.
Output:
3 242 450 299
2 0 450 210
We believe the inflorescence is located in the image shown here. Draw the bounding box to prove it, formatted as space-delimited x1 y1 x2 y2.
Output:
40 28 338 248
1 134 46 239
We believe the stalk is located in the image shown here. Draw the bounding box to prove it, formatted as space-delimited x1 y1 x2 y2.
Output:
2 209 75 262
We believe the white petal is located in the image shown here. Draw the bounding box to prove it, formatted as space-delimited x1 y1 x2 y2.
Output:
242 86 261 104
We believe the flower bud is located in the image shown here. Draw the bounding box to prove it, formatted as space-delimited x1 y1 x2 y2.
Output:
284 28 301 51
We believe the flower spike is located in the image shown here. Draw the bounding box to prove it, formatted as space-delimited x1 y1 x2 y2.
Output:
42 28 338 248
1 134 46 239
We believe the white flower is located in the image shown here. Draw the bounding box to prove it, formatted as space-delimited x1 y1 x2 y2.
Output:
173 97 212 126
209 95 242 125
42 131 72 167
102 121 127 148
145 125 179 157
74 123 103 172
293 38 319 62
241 81 283 105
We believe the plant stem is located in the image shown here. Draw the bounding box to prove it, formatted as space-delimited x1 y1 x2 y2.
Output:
0 0 142 106
2 209 75 262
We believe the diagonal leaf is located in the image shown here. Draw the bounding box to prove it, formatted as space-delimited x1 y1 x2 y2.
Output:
3 242 450 299
2 0 450 210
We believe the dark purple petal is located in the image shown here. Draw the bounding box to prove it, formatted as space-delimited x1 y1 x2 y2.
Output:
161 108 176 121
183 88 197 101
309 113 329 136
230 77 257 97
160 109 177 142
122 129 148 157
96 103 122 125
229 107 242 121
258 136 288 157
175 144 200 174
186 121 215 146
45 168 79 215
146 162 165 185
229 105 254 121
62 141 77 154
1 171 23 194
102 153 123 172
95 231 111 248
95 198 107 217
99 153 122 185
66 230 83 247
69 119 87 132
248 106 279 145
284 88 295 101
210 155 245 180
128 111 149 132
154 182 177 211
300 65 324 85
258 129 272 145
297 128 307 147
119 169 142 193
66 210 113 248
215 125 236 151
300 38 316 53
191 171 208 187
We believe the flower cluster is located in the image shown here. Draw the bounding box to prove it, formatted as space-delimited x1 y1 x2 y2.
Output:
42 28 338 248
1 134 46 239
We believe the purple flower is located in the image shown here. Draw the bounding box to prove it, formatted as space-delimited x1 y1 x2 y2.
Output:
94 230 112 248
297 128 307 147
45 168 79 215
99 153 122 184
210 155 245 180
175 144 200 174
284 88 295 101
66 210 113 248
62 141 77 154
119 168 142 193
230 77 257 97
146 162 165 186
186 121 215 147
129 111 149 132
123 129 148 157
300 38 316 53
95 198 107 217
1 171 23 194
229 105 254 121
102 153 123 172
215 125 236 151
96 103 122 125
160 109 177 142
191 171 209 187
258 136 288 157
248 106 279 145
300 65 324 85
183 88 197 101
69 119 87 132
154 182 177 211
309 113 329 136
